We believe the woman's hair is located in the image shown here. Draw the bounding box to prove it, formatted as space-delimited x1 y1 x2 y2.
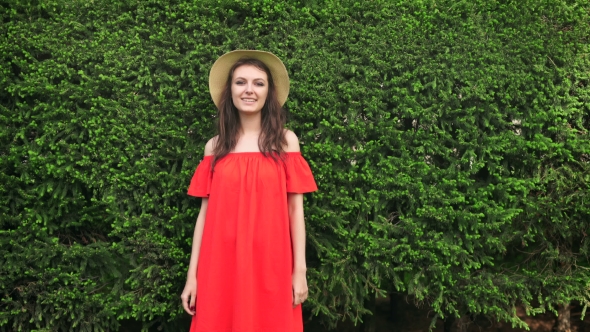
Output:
212 58 287 168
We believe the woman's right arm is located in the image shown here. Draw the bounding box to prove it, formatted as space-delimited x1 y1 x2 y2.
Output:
180 198 208 315
181 139 214 315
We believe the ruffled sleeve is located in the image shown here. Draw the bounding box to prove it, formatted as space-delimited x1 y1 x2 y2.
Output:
187 156 213 197
285 153 318 193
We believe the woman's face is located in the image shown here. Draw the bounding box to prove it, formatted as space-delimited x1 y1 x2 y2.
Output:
231 65 269 114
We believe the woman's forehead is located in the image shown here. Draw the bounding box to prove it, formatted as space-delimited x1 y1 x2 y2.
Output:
233 65 268 80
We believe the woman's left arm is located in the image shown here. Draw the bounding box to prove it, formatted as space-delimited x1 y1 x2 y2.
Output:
288 192 308 307
284 129 308 307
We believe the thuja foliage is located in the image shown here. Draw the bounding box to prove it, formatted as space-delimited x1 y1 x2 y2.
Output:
1 0 589 331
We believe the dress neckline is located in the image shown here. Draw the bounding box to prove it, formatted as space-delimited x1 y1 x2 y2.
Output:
202 151 301 158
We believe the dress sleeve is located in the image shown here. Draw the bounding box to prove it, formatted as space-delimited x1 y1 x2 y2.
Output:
285 153 318 193
187 156 213 197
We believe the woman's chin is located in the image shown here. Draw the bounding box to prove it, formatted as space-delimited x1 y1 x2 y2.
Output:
237 108 262 115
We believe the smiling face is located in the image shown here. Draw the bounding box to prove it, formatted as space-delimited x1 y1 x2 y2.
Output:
231 65 269 114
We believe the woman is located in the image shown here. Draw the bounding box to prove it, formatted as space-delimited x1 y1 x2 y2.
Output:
181 50 317 332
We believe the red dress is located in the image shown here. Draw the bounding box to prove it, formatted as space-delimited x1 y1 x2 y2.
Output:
187 152 317 332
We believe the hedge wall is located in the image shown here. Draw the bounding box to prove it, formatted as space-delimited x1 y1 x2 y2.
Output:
1 0 589 331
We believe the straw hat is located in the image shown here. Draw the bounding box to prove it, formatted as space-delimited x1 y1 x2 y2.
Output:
208 50 290 107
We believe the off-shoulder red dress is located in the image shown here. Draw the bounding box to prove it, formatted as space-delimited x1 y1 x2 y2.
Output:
187 152 317 332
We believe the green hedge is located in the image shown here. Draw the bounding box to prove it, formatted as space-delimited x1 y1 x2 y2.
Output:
1 0 589 331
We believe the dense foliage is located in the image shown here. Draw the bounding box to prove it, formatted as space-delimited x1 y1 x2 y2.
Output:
1 0 589 331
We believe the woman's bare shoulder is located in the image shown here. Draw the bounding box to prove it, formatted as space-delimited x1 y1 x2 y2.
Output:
283 129 300 153
204 136 218 156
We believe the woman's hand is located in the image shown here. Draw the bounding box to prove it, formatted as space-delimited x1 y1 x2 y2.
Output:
292 270 308 307
181 277 197 315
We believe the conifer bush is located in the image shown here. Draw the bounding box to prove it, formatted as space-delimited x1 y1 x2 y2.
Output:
1 0 589 331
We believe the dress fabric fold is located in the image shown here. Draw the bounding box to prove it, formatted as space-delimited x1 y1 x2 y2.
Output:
187 152 317 332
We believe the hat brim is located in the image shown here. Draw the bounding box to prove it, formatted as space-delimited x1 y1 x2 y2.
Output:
208 50 290 108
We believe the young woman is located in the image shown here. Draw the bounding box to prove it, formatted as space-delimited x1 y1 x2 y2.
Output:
180 50 317 331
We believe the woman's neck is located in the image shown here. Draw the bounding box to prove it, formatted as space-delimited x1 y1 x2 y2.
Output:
238 112 262 135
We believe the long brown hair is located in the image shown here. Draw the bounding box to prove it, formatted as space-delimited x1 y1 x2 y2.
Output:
212 58 287 168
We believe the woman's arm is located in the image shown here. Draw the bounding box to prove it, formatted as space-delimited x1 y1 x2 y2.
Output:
289 193 308 306
284 130 309 306
180 198 208 315
181 139 214 315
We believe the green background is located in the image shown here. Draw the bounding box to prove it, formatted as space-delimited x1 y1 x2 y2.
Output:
1 0 589 331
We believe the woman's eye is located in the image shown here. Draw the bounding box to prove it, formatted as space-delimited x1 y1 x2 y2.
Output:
255 82 265 87
235 81 245 85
